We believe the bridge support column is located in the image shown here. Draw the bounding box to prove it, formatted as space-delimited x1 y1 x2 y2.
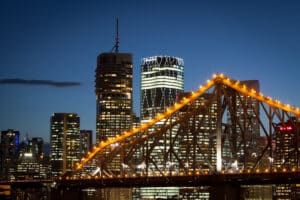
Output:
51 187 83 200
210 184 241 200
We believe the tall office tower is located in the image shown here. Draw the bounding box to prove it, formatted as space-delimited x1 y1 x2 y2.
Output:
225 80 260 170
141 56 184 121
140 56 184 166
95 21 133 173
272 118 299 200
274 117 298 168
177 92 217 170
0 129 20 180
137 56 184 199
176 92 217 199
50 113 80 177
80 130 93 156
95 53 133 143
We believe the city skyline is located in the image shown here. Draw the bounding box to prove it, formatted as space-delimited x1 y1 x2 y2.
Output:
1 0 300 142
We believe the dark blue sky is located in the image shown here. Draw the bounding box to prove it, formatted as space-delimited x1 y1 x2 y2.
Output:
1 0 300 142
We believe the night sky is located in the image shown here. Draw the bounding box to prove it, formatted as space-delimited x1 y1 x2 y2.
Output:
1 0 300 143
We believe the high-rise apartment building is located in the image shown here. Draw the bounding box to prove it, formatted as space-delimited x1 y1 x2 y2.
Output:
0 129 20 180
50 113 80 177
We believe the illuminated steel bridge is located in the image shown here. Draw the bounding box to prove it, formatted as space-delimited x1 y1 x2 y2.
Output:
61 74 300 189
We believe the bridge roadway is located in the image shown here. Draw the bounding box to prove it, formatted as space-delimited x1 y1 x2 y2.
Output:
57 171 300 189
2 171 300 189
1 172 299 200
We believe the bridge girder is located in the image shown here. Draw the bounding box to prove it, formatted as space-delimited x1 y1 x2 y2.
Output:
68 74 300 180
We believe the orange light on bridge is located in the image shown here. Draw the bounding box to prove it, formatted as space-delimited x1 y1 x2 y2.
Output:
224 78 231 84
76 165 82 170
251 89 256 94
181 97 190 104
174 102 181 110
282 168 287 173
166 108 173 115
190 91 197 99
140 123 148 130
155 113 164 120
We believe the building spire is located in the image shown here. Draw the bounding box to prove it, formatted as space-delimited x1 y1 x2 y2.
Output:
114 18 119 53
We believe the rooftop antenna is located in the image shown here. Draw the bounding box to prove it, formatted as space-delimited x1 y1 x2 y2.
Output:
112 18 119 53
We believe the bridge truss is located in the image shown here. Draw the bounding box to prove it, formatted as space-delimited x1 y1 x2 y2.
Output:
66 74 300 180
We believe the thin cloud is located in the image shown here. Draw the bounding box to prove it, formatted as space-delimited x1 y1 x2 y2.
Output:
0 78 81 87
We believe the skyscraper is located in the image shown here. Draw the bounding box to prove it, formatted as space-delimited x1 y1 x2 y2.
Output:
50 113 80 177
141 56 184 121
273 118 299 199
137 55 184 199
140 55 184 167
177 92 217 171
95 53 133 144
0 129 20 180
94 19 133 200
95 21 133 172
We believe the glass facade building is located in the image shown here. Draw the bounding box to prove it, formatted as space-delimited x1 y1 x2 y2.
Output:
95 52 133 172
50 113 80 177
177 92 217 171
141 56 184 121
138 56 184 199
225 80 260 170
